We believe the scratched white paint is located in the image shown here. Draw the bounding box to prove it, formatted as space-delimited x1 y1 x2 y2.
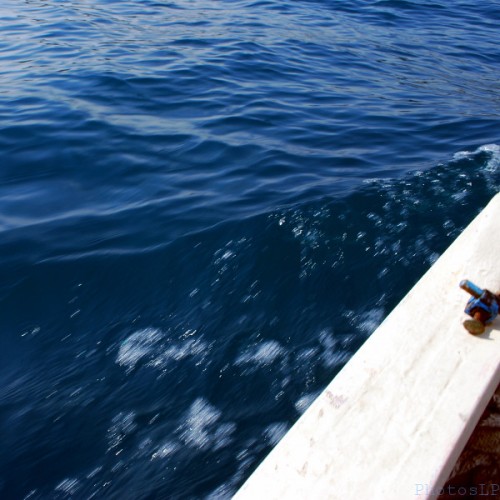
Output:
235 193 500 500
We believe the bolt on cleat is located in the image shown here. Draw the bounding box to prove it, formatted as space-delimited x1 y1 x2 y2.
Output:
463 318 485 336
459 280 500 335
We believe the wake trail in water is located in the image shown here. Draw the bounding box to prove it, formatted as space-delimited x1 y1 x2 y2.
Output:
1 145 499 498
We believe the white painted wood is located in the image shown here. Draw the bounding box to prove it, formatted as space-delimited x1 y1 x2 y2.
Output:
235 193 500 500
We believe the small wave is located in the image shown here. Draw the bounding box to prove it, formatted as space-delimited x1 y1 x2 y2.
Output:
453 143 500 173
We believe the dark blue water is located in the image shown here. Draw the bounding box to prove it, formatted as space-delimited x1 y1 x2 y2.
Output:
0 0 499 498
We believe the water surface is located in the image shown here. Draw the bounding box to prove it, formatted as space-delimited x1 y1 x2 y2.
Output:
0 0 499 498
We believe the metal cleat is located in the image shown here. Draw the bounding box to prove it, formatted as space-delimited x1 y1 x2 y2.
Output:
459 280 500 335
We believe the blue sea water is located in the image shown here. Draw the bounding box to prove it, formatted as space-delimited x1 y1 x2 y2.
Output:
0 0 499 498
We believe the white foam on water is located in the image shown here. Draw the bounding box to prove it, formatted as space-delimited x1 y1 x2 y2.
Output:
235 340 285 368
116 328 210 374
212 238 250 281
482 144 500 172
151 441 179 460
116 328 163 373
54 478 79 495
321 349 351 369
453 143 500 172
296 347 320 363
317 329 349 368
263 422 289 446
295 391 322 414
107 411 137 451
206 439 261 499
206 483 234 500
178 398 235 452
318 329 336 349
316 328 362 369
149 402 236 463
134 438 153 459
357 307 385 335
86 467 102 479
212 422 238 451
147 337 209 370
